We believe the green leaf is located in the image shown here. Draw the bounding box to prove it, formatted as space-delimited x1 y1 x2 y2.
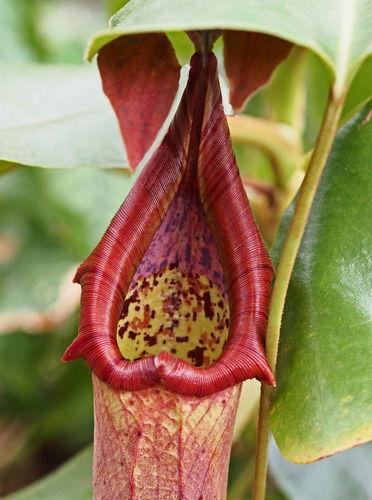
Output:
0 0 44 62
270 104 372 463
87 0 372 92
269 438 372 499
106 0 131 17
0 63 127 169
342 55 372 122
3 446 93 500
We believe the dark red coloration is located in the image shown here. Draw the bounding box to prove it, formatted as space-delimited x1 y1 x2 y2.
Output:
63 51 275 396
187 30 222 54
223 30 293 111
98 33 181 170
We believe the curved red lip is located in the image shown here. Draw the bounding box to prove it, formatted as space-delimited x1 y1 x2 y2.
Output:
62 51 275 396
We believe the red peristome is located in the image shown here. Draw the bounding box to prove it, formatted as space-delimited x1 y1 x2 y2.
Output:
63 51 275 396
97 33 181 170
223 30 293 112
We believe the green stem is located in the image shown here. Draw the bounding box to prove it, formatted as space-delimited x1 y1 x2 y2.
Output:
227 114 301 188
252 86 346 500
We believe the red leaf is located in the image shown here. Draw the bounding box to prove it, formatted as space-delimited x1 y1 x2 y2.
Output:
98 33 181 170
223 30 293 112
63 51 275 396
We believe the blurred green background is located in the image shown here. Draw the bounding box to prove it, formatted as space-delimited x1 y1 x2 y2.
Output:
0 0 131 495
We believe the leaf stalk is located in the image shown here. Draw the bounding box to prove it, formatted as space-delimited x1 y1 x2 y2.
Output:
252 85 347 500
227 114 302 188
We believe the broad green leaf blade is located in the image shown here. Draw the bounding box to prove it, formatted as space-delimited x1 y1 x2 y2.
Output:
0 63 127 169
269 438 372 500
270 104 372 463
3 446 93 500
87 0 372 92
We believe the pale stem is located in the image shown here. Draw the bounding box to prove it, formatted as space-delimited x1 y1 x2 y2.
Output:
252 85 346 500
227 114 302 188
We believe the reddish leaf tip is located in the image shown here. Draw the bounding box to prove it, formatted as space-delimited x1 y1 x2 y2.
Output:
223 30 293 112
98 33 181 170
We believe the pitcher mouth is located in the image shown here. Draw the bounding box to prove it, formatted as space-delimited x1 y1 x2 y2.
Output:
62 51 275 397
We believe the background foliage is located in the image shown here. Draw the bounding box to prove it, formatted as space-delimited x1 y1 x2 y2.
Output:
0 0 371 499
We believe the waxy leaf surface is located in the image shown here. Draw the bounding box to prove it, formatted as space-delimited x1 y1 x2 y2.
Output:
3 447 93 500
0 64 127 169
88 0 372 94
270 105 372 463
